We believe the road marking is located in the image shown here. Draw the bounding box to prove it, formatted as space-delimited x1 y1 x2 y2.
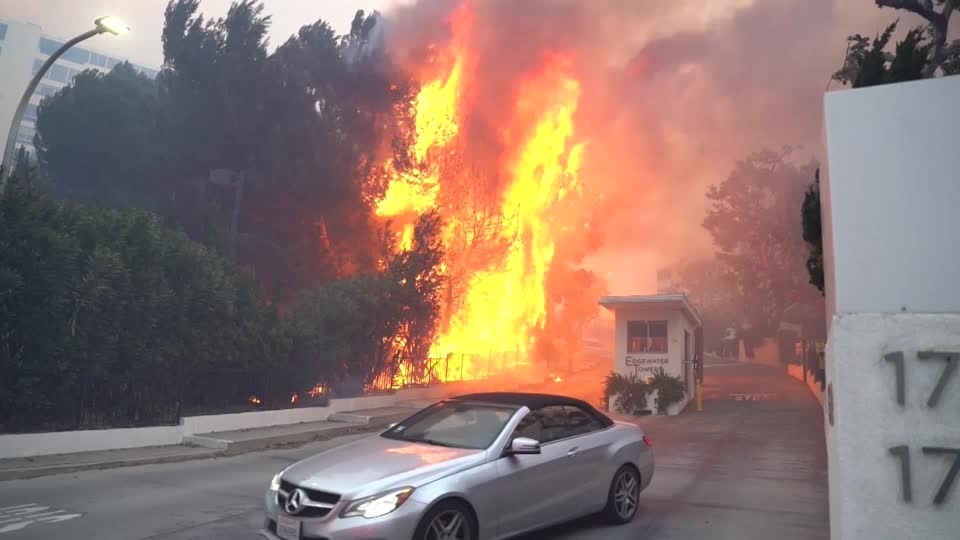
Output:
0 504 81 534
0 505 34 512
729 393 777 401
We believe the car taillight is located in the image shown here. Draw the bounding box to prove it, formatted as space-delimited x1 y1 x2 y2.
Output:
643 435 653 448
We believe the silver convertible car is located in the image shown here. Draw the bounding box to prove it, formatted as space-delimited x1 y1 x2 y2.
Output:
261 392 655 540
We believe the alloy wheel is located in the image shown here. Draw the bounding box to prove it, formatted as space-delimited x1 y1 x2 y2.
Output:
424 509 468 540
613 469 640 519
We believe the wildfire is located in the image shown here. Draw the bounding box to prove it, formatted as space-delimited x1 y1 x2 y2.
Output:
373 2 587 386
288 384 326 405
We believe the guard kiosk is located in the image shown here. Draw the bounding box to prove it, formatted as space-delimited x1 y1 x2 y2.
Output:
599 293 704 412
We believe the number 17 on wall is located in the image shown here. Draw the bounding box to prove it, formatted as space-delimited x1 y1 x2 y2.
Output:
885 351 959 506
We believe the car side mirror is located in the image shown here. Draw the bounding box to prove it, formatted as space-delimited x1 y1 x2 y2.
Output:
505 437 541 456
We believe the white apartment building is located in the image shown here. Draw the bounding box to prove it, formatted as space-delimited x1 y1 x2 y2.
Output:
0 19 158 156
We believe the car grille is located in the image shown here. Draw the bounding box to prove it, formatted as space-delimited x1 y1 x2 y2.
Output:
277 480 341 518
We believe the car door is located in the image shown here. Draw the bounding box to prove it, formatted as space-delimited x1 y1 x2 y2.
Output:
557 405 614 511
493 406 577 537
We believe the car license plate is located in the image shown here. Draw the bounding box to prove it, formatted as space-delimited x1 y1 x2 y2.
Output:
276 515 301 540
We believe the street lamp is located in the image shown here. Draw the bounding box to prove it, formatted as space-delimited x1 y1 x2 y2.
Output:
0 16 130 194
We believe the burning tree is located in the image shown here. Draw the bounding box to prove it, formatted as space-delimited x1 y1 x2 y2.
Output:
364 3 601 380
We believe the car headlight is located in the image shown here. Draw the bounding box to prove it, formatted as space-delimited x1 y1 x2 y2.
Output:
269 472 282 492
340 487 415 519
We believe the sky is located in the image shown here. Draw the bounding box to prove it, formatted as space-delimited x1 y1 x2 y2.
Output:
2 0 922 295
1 0 405 67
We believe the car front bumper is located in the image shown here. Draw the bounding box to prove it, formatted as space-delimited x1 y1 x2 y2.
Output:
261 489 425 540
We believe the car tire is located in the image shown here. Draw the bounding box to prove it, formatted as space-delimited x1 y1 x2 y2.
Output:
413 499 477 540
602 464 641 525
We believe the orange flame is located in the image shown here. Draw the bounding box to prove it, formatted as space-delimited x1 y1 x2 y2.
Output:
373 3 586 385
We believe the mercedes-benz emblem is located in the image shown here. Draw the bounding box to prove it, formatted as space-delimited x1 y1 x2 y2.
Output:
285 488 306 515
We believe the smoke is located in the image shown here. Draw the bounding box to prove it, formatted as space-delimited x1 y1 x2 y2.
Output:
375 0 902 295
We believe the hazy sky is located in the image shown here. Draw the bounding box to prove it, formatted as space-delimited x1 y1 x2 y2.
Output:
2 0 406 67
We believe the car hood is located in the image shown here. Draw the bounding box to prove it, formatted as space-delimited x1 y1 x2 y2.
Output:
281 435 486 499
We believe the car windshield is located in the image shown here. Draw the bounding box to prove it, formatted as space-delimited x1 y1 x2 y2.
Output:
381 401 518 450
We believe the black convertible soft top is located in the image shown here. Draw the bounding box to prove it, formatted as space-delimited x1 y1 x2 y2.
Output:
449 392 614 426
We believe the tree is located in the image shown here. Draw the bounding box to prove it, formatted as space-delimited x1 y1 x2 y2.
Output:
801 168 824 294
659 259 741 352
833 20 934 87
804 16 949 295
871 0 960 76
0 169 281 432
540 266 608 372
34 62 170 211
161 0 271 177
703 149 819 332
285 210 446 394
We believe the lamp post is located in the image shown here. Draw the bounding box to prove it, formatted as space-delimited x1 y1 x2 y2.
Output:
0 16 129 194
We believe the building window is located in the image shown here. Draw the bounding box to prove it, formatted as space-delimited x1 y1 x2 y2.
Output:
16 124 36 146
36 83 58 97
60 46 90 65
626 320 668 354
24 103 38 122
0 22 8 41
33 58 43 75
47 64 69 83
38 37 63 56
89 52 109 68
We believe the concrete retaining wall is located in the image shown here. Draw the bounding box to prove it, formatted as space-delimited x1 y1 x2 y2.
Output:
0 386 452 460
787 364 824 406
180 386 445 436
0 426 183 460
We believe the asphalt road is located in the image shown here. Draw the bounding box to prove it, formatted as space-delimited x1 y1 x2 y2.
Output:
0 362 828 540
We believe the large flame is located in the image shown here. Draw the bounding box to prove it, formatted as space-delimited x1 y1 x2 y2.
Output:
373 2 586 383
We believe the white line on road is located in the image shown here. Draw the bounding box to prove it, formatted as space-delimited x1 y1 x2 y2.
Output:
0 506 48 516
0 510 67 524
0 504 81 535
0 505 36 512
705 362 744 367
729 393 777 401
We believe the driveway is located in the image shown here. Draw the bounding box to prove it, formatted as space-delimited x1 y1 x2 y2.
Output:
526 362 830 539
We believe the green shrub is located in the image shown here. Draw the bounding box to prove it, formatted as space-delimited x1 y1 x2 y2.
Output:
602 371 651 415
648 367 686 414
603 368 687 415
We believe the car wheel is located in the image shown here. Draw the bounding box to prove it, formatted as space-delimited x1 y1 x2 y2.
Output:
603 464 641 524
413 499 477 540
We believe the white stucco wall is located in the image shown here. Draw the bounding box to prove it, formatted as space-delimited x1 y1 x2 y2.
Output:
821 75 960 318
826 314 960 539
822 77 960 540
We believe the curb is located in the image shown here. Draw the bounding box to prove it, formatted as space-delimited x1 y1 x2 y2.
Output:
0 421 392 482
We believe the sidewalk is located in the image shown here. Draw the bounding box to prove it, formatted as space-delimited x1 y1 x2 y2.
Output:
0 405 418 482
